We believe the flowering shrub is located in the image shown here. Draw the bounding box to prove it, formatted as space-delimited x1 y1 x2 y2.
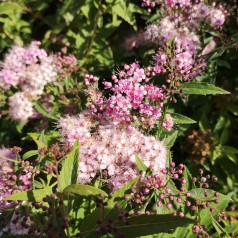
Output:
0 0 238 237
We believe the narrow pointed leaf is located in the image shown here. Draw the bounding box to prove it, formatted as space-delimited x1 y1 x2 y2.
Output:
28 132 47 149
211 215 230 238
23 150 38 160
59 140 80 191
178 82 229 95
171 113 196 124
34 101 58 120
63 184 107 197
5 188 52 202
162 131 178 148
135 155 148 172
114 215 194 237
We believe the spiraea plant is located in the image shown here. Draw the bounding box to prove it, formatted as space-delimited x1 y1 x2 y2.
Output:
0 0 238 237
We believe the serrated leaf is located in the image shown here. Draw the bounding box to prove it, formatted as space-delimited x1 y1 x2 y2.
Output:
110 0 136 29
162 131 178 148
59 140 80 191
171 113 196 124
182 166 195 191
114 215 194 237
23 150 38 160
178 82 230 95
63 184 107 198
135 155 148 172
5 188 52 202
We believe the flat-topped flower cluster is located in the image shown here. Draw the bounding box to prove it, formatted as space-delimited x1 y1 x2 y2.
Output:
0 41 57 122
0 42 77 123
57 111 167 191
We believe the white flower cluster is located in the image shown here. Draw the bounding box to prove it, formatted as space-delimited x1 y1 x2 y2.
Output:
0 41 58 122
8 92 34 122
57 111 167 191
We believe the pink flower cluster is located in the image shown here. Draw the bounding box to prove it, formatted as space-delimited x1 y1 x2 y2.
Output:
189 2 225 28
53 53 77 77
141 0 226 81
142 0 226 29
165 0 190 8
57 112 93 146
0 148 17 210
162 114 174 131
0 41 57 94
86 62 166 129
57 112 167 191
0 41 58 122
8 92 34 122
145 17 201 54
0 148 33 210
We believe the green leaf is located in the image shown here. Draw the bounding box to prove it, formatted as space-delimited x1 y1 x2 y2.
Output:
5 188 52 202
211 223 238 237
166 36 176 48
217 59 231 69
0 2 24 15
59 140 80 191
189 188 232 202
63 184 107 198
214 116 226 132
110 0 136 29
80 178 139 235
162 131 178 148
91 39 113 67
23 150 38 160
195 190 232 226
110 177 139 204
114 215 194 237
222 146 238 154
33 180 44 189
135 155 148 172
16 121 26 133
34 101 58 120
211 215 230 238
171 113 196 124
28 132 47 149
171 226 194 238
227 103 238 116
182 166 195 191
178 82 230 95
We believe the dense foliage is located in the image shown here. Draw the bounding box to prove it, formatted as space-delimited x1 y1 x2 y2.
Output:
0 0 238 237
